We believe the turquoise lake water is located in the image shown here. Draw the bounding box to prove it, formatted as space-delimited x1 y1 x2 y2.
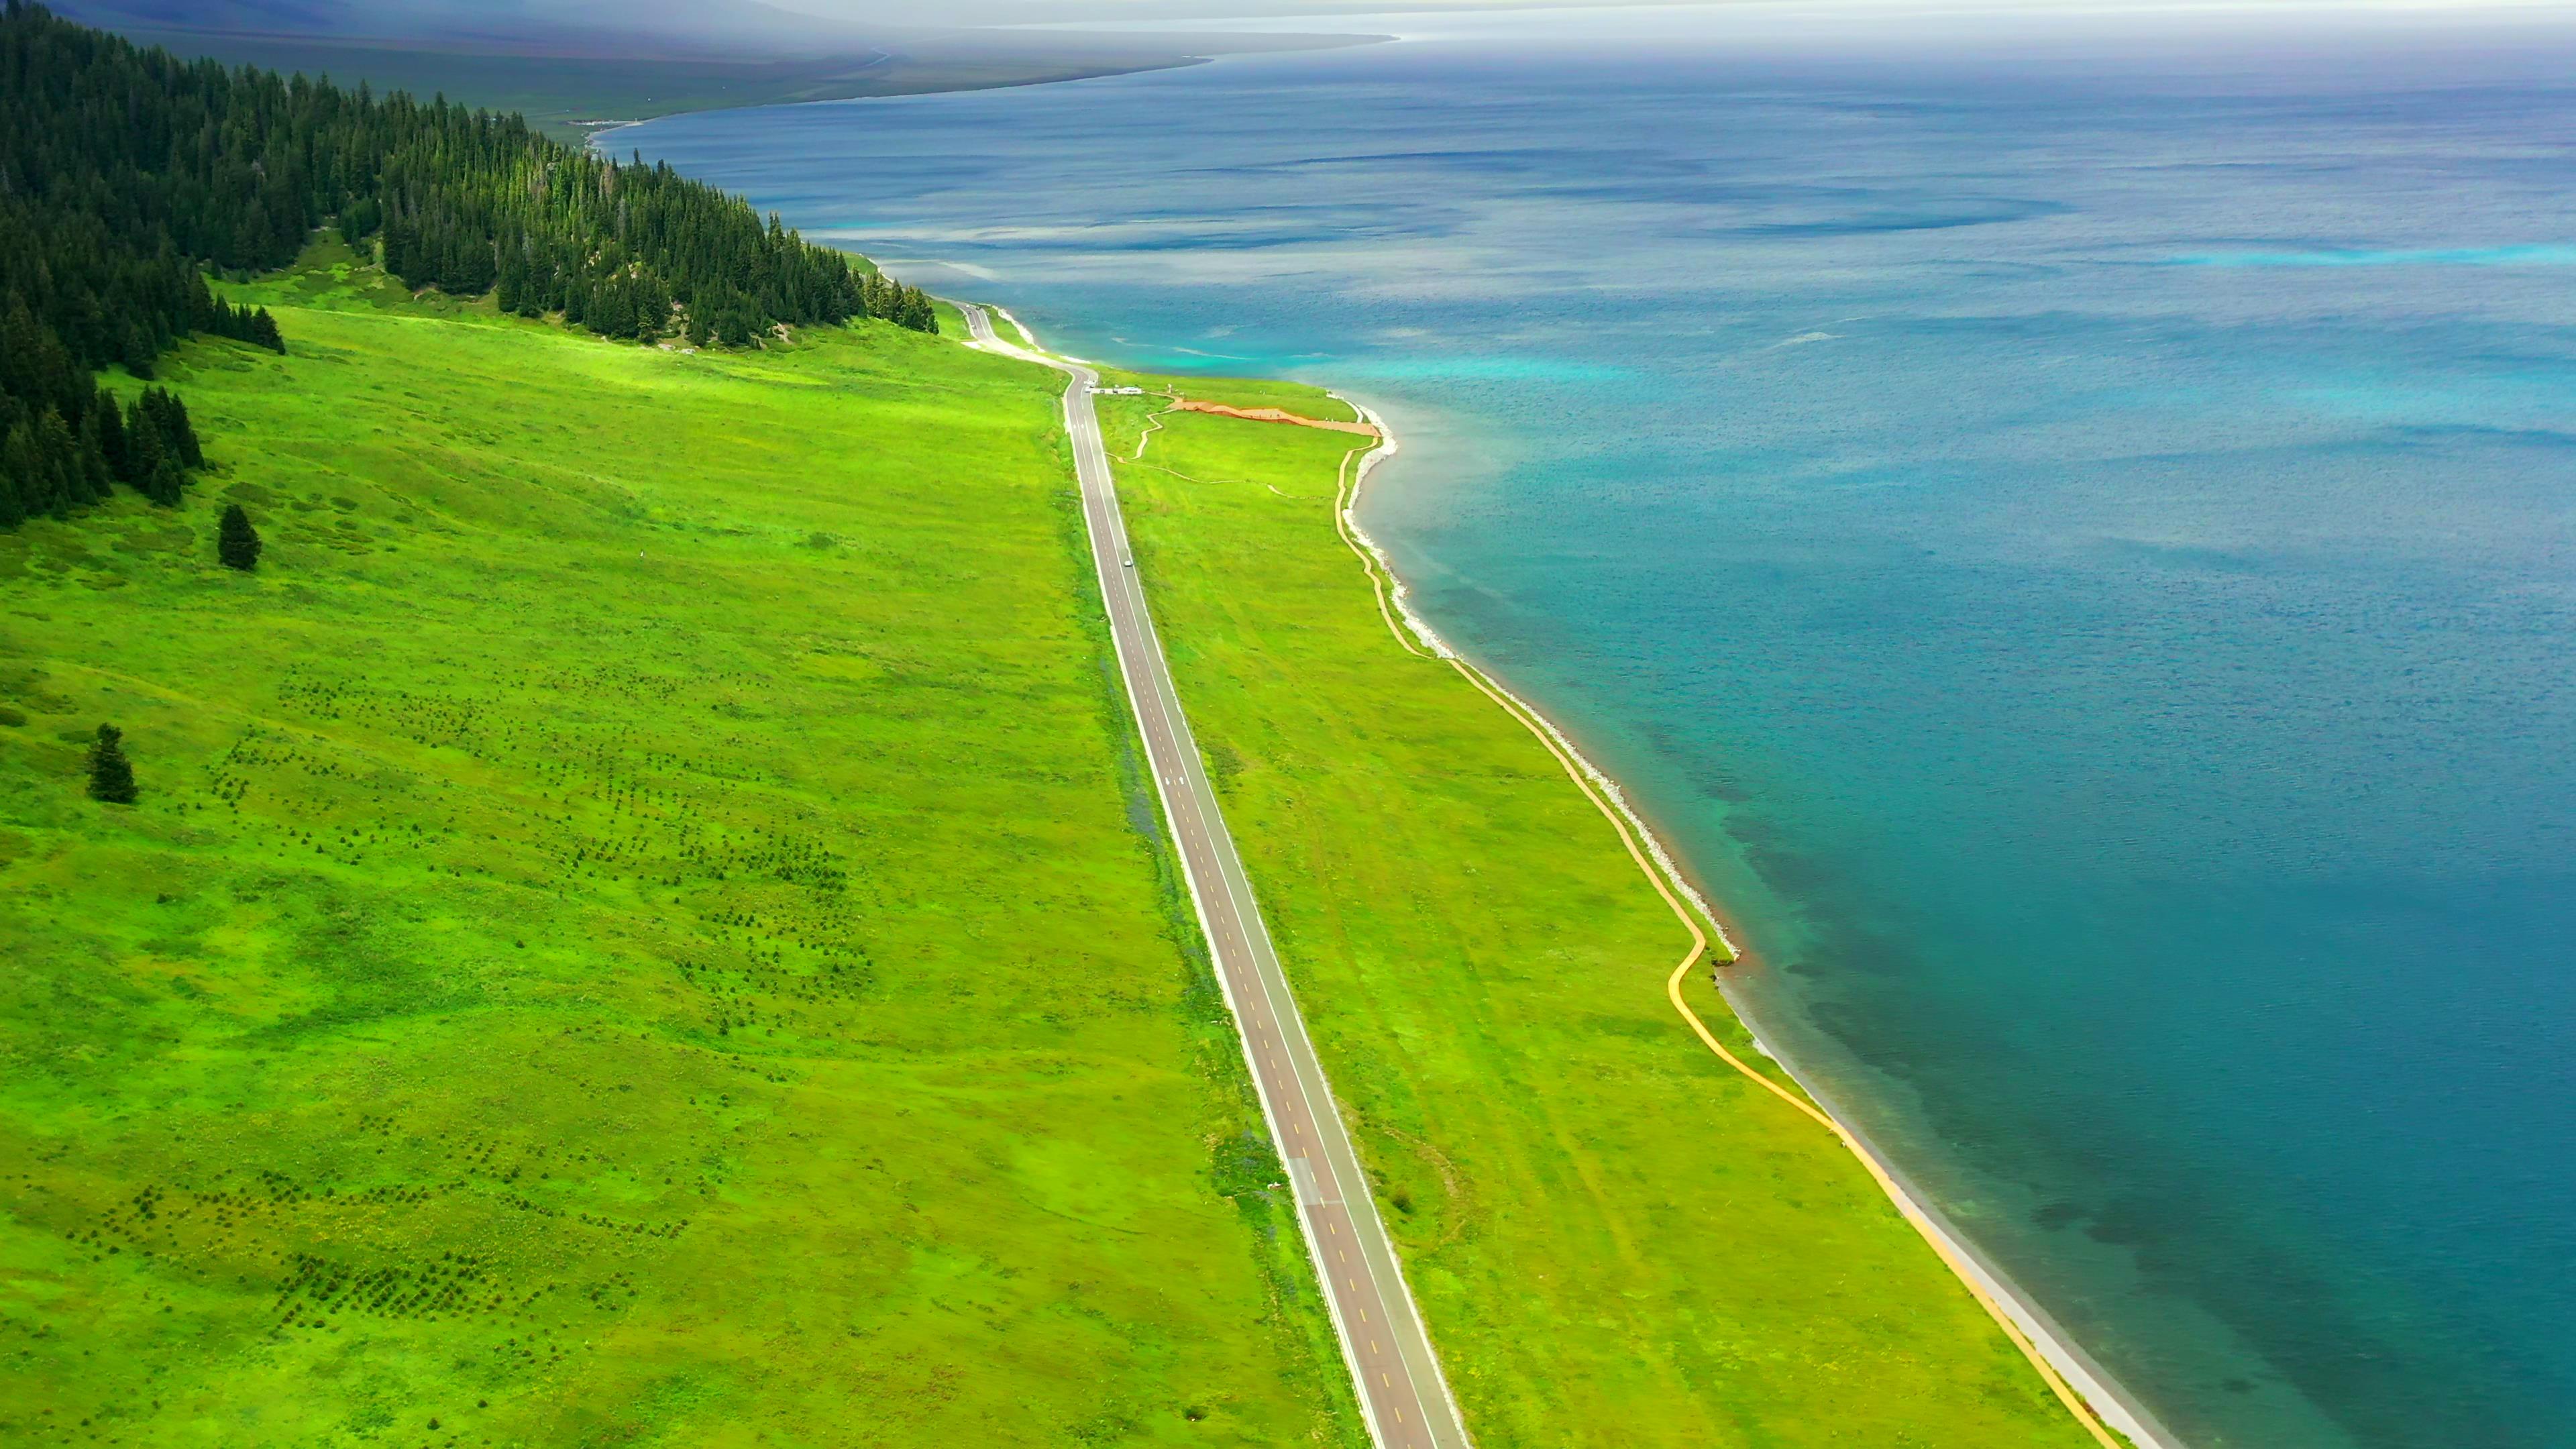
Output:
623 11 2576 1444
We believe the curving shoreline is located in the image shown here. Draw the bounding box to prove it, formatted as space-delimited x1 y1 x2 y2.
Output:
1328 390 2184 1449
983 307 2179 1449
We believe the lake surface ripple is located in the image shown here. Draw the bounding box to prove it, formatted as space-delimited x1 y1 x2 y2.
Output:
626 13 2576 1444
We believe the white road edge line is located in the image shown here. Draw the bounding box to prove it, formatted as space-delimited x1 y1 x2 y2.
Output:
957 302 1471 1449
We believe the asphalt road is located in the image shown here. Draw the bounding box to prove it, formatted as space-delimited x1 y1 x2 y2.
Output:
960 304 1471 1449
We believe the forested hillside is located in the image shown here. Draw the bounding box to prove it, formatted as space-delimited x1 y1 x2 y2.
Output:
0 1 936 531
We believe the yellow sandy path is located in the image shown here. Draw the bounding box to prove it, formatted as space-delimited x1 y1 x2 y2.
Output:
1177 397 1382 435
1321 433 2127 1449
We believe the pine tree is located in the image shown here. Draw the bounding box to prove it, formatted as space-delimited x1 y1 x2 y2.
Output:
341 196 381 248
32 409 80 515
119 323 156 380
145 457 184 507
74 407 114 503
86 724 138 804
5 422 44 522
91 385 127 479
124 404 166 488
143 390 203 469
592 282 634 339
218 502 262 570
127 404 184 506
174 393 204 468
250 309 286 354
0 429 26 529
635 279 671 342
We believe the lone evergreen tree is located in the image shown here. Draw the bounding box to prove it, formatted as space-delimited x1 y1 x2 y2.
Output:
86 724 137 804
218 503 262 570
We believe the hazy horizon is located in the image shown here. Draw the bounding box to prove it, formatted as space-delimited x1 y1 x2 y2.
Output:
65 0 2576 56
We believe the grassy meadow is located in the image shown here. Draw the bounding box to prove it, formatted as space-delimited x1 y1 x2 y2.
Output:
0 242 1365 1448
1091 378 2102 1448
3 229 2102 1449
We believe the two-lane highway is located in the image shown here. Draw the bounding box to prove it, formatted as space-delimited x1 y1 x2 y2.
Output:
960 303 1471 1449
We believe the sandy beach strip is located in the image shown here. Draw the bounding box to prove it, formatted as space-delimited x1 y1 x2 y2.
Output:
1331 390 2188 1449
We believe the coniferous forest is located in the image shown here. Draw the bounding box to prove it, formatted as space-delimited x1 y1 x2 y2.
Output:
0 1 939 531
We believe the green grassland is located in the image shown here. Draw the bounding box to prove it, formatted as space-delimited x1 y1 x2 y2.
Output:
3 231 2098 1449
1091 384 2100 1448
0 241 1366 1448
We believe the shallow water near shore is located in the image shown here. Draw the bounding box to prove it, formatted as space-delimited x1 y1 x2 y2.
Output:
624 11 2576 1445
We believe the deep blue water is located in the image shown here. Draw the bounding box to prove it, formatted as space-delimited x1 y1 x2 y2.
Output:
623 11 2576 1445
